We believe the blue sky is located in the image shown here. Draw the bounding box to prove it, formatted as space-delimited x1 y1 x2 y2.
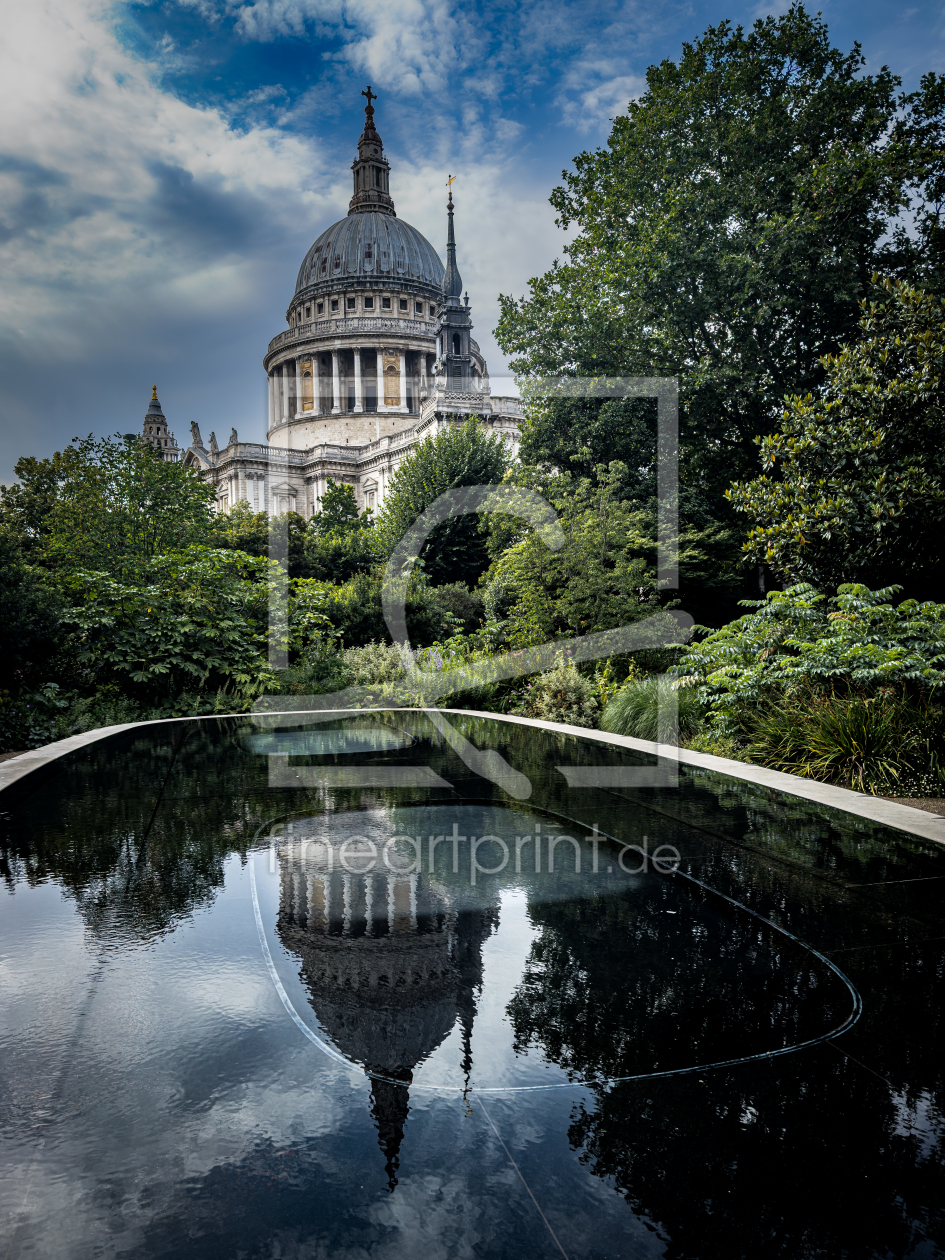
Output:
1 0 943 481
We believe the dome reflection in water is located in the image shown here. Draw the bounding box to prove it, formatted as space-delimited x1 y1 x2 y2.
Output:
1 711 942 1260
269 801 854 1192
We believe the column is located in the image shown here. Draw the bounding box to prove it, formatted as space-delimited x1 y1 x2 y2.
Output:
313 356 321 416
281 362 289 422
267 372 274 430
342 873 352 936
376 348 387 413
365 874 374 937
399 350 407 411
295 357 302 418
331 350 341 414
353 348 363 413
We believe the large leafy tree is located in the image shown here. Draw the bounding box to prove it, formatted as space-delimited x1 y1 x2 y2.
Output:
0 530 65 692
372 418 512 586
1 435 215 581
64 548 276 703
485 463 742 644
496 6 945 504
728 278 945 596
303 479 375 582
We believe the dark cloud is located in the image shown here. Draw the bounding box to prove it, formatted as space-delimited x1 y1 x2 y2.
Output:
143 160 267 255
0 153 102 246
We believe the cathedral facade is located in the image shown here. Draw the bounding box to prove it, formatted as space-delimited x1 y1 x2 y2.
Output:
174 90 522 517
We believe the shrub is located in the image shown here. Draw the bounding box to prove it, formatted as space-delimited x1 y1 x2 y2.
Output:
428 584 484 635
372 418 512 586
0 683 71 751
342 642 407 687
601 676 703 743
520 663 599 728
0 531 66 693
63 547 276 703
674 582 945 738
744 689 945 795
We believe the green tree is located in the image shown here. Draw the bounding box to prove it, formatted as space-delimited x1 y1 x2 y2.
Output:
2 435 215 581
310 479 364 537
496 6 945 503
303 479 375 582
728 279 945 596
485 465 661 646
208 502 270 557
0 531 66 692
485 464 742 642
372 418 512 586
64 547 276 704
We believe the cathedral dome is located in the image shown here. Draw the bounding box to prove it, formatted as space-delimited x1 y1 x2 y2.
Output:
294 211 444 297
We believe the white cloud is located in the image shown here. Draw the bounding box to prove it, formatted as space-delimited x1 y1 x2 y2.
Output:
0 0 573 478
0 0 325 355
559 70 647 130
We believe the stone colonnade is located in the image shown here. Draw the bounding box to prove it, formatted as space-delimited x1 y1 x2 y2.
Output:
270 347 427 423
286 864 421 937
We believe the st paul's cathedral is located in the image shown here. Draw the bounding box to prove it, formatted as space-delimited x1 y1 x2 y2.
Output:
141 89 522 517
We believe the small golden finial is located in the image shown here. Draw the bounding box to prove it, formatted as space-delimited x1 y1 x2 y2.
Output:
151 385 158 400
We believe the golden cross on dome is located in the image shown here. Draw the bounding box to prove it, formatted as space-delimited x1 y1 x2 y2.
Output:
362 86 376 110
151 385 157 399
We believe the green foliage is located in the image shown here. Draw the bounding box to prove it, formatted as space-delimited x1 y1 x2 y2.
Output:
729 279 945 596
303 481 375 582
674 583 945 737
427 583 484 635
63 547 277 702
485 464 661 646
341 642 407 687
2 435 215 581
372 418 512 585
517 662 599 728
287 571 451 650
0 531 66 692
497 7 945 504
211 487 376 583
208 502 270 557
744 689 945 793
310 479 365 537
0 683 71 752
601 676 704 743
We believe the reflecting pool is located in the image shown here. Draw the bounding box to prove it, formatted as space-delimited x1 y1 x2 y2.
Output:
1 711 943 1259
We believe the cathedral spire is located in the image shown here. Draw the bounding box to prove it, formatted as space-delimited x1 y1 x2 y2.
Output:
441 178 463 303
140 384 179 462
349 86 395 216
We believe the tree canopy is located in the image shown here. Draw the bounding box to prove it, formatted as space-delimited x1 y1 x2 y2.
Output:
372 418 512 586
1 435 215 581
728 278 945 597
496 6 945 504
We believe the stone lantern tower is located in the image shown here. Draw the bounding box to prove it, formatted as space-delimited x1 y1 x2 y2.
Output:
140 386 179 462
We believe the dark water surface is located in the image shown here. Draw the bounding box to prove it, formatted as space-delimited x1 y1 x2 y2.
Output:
1 711 943 1259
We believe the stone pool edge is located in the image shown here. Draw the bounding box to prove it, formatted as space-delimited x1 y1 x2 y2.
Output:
1 708 943 846
448 709 945 845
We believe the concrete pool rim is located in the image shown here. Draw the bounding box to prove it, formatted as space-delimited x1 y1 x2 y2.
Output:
0 706 943 845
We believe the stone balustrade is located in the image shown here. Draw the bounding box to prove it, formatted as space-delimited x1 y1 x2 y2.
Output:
268 315 431 354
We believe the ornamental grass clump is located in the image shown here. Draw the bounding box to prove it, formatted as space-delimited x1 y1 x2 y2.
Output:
745 689 945 795
601 676 704 744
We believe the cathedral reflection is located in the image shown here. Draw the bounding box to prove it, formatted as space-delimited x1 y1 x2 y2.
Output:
276 834 498 1190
